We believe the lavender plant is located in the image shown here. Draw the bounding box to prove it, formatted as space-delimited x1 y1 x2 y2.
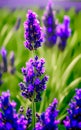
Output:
19 10 48 129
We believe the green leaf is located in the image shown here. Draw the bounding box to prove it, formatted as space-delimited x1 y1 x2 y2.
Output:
62 54 81 87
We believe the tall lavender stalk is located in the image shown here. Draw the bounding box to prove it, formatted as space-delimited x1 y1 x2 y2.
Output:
19 10 48 129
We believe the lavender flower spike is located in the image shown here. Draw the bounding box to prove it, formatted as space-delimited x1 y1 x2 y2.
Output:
42 0 57 47
34 98 60 130
64 89 81 130
57 15 71 51
24 10 43 51
19 56 48 102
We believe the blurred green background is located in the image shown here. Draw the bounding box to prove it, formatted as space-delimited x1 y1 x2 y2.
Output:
0 7 81 129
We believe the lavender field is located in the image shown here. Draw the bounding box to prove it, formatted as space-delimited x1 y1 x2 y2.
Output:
0 0 81 130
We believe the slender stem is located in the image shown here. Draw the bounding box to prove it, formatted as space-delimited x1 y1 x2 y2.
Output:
32 97 36 129
32 49 37 129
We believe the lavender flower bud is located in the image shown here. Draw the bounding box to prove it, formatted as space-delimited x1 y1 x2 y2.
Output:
1 47 7 72
26 107 32 127
9 51 16 74
42 0 57 47
14 17 21 31
34 98 60 130
24 10 43 51
63 89 81 129
19 56 48 102
0 72 3 86
19 106 24 113
57 15 71 51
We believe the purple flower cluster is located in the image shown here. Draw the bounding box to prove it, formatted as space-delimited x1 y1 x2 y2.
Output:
24 10 43 51
0 90 28 130
64 89 81 129
57 16 71 51
34 98 60 130
19 56 48 102
42 1 57 47
0 48 16 85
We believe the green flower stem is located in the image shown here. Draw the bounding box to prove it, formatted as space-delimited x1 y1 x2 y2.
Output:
32 95 36 129
32 49 36 129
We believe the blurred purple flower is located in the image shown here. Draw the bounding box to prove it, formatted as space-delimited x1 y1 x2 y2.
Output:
42 0 57 47
57 15 71 51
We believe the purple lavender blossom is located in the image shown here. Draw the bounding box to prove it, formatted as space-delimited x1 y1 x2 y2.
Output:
34 98 60 130
0 90 28 130
63 89 81 130
24 10 43 51
42 0 57 47
19 56 48 102
57 15 71 51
